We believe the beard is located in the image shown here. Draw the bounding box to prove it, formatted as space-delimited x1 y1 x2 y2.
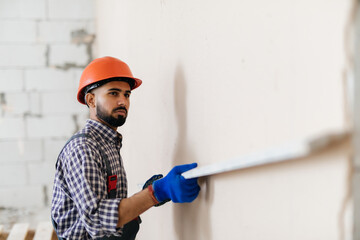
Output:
96 104 127 128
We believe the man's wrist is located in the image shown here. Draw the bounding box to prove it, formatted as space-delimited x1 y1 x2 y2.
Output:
147 184 159 205
142 174 170 207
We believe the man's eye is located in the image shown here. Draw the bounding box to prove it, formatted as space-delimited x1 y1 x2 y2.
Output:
124 93 130 98
109 92 118 96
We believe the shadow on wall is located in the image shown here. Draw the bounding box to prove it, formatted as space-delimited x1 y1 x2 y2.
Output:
172 63 214 240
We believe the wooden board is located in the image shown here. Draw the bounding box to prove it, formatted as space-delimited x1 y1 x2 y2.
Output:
33 222 55 240
7 223 29 240
0 225 6 240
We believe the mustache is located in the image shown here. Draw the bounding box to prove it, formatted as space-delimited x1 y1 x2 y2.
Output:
113 106 127 114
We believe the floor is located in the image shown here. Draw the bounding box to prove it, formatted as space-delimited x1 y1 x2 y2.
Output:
0 207 50 232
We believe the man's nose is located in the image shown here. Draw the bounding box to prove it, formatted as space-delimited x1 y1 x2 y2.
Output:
117 95 127 105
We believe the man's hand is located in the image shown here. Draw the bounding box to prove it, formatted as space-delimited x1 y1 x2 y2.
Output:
117 163 200 227
152 163 200 203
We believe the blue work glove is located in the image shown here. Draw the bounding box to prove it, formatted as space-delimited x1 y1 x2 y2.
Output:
152 163 200 203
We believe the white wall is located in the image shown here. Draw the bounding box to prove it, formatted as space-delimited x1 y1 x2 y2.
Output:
96 0 352 239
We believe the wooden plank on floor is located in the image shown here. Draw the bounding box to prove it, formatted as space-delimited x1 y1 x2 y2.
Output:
0 225 5 240
33 222 54 240
7 223 29 240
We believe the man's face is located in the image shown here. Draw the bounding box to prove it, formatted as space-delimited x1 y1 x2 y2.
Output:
90 81 131 128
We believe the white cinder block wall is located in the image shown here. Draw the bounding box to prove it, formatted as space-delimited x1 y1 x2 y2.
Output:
0 0 95 210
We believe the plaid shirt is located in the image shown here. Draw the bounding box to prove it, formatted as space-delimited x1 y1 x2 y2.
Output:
51 119 128 239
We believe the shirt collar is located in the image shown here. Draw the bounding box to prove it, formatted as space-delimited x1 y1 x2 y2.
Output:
86 119 122 146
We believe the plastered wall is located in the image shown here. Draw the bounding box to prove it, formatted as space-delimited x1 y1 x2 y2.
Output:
96 0 353 239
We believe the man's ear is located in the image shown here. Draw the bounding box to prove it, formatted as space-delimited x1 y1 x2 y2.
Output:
85 92 96 108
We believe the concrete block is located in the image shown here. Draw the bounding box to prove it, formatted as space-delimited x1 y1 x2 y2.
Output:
38 20 94 43
48 0 94 20
0 70 23 92
72 68 83 87
46 183 53 206
44 139 67 162
2 92 29 116
28 92 41 115
25 68 75 91
0 140 42 162
75 113 89 131
42 91 86 115
0 45 46 67
0 20 36 43
28 161 55 185
0 185 44 208
0 0 46 19
26 116 75 138
0 117 25 139
0 164 27 186
72 68 83 81
71 68 83 88
49 44 89 67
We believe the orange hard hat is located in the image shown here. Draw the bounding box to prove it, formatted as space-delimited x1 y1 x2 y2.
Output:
77 56 142 104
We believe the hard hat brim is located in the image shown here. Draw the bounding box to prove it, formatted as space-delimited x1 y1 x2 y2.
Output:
77 77 142 105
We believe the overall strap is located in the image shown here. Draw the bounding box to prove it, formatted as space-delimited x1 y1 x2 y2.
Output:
99 148 117 199
56 133 116 198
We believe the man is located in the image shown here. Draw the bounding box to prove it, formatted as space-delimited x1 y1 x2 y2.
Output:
51 56 200 239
